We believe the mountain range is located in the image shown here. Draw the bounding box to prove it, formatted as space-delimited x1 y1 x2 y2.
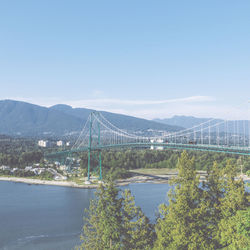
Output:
0 100 182 137
154 116 214 128
154 116 249 135
1 100 248 138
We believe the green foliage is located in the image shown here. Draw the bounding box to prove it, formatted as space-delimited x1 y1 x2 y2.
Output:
216 160 249 248
155 151 249 249
0 169 12 175
103 167 133 181
0 137 44 167
39 170 54 180
242 160 250 172
154 151 212 249
19 151 43 165
12 169 36 177
78 182 154 250
79 150 250 179
246 170 250 177
77 151 250 249
122 189 155 249
218 208 250 249
78 182 123 250
234 208 250 247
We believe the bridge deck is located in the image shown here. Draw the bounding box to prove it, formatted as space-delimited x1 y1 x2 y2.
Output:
45 142 250 158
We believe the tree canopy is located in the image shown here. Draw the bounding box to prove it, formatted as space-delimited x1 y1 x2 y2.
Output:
77 182 154 250
78 151 249 249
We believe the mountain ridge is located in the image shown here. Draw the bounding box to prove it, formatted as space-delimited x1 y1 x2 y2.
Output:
0 100 182 137
153 115 249 135
153 115 215 128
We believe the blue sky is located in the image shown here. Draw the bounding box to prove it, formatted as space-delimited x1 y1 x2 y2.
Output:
0 0 249 119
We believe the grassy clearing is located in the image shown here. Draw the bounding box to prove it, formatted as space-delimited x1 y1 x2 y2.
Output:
129 168 178 176
68 175 101 185
68 176 85 185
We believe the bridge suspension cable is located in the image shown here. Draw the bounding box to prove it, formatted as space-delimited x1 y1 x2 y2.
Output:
69 112 250 151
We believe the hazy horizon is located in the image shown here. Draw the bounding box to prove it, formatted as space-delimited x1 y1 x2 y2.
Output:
1 98 250 121
0 1 249 119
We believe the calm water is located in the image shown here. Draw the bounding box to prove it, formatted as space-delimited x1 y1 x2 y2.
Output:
0 181 172 250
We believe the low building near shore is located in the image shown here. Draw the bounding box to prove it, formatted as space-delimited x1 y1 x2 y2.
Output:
0 165 11 171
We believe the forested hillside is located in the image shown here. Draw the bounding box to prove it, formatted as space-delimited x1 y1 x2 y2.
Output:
0 100 182 136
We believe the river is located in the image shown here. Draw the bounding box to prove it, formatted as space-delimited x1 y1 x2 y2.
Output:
0 181 172 250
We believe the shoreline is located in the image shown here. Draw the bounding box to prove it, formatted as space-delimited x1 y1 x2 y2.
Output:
0 175 173 188
0 174 249 189
0 176 97 188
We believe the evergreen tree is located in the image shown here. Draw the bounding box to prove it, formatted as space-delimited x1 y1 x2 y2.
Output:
122 189 155 249
217 160 249 248
218 207 250 249
202 161 224 248
78 182 154 250
154 151 212 249
78 182 123 250
78 153 249 250
202 159 250 249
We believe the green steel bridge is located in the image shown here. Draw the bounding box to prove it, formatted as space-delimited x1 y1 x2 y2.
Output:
46 112 250 181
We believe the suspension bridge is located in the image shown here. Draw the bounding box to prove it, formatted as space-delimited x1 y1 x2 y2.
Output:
46 111 250 181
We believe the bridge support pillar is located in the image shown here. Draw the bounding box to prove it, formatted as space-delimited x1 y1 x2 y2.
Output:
87 149 91 181
87 111 102 182
99 150 102 180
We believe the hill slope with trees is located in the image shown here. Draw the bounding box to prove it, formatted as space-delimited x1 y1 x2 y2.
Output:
0 100 182 137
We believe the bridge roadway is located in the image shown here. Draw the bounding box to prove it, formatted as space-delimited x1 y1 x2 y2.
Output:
46 142 250 159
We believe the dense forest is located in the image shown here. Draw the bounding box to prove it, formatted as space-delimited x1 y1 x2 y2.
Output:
79 149 250 179
0 137 44 167
78 151 250 249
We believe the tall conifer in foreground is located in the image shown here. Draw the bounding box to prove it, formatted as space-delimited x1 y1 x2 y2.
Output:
202 161 225 248
78 153 249 250
154 151 212 249
78 182 123 250
203 159 249 249
155 152 249 249
216 160 249 248
122 189 155 249
77 181 154 250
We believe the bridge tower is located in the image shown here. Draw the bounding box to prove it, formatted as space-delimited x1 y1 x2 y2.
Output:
87 111 102 181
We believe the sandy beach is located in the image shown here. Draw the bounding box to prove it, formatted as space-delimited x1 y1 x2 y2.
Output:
0 175 173 188
0 176 97 188
0 173 249 189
